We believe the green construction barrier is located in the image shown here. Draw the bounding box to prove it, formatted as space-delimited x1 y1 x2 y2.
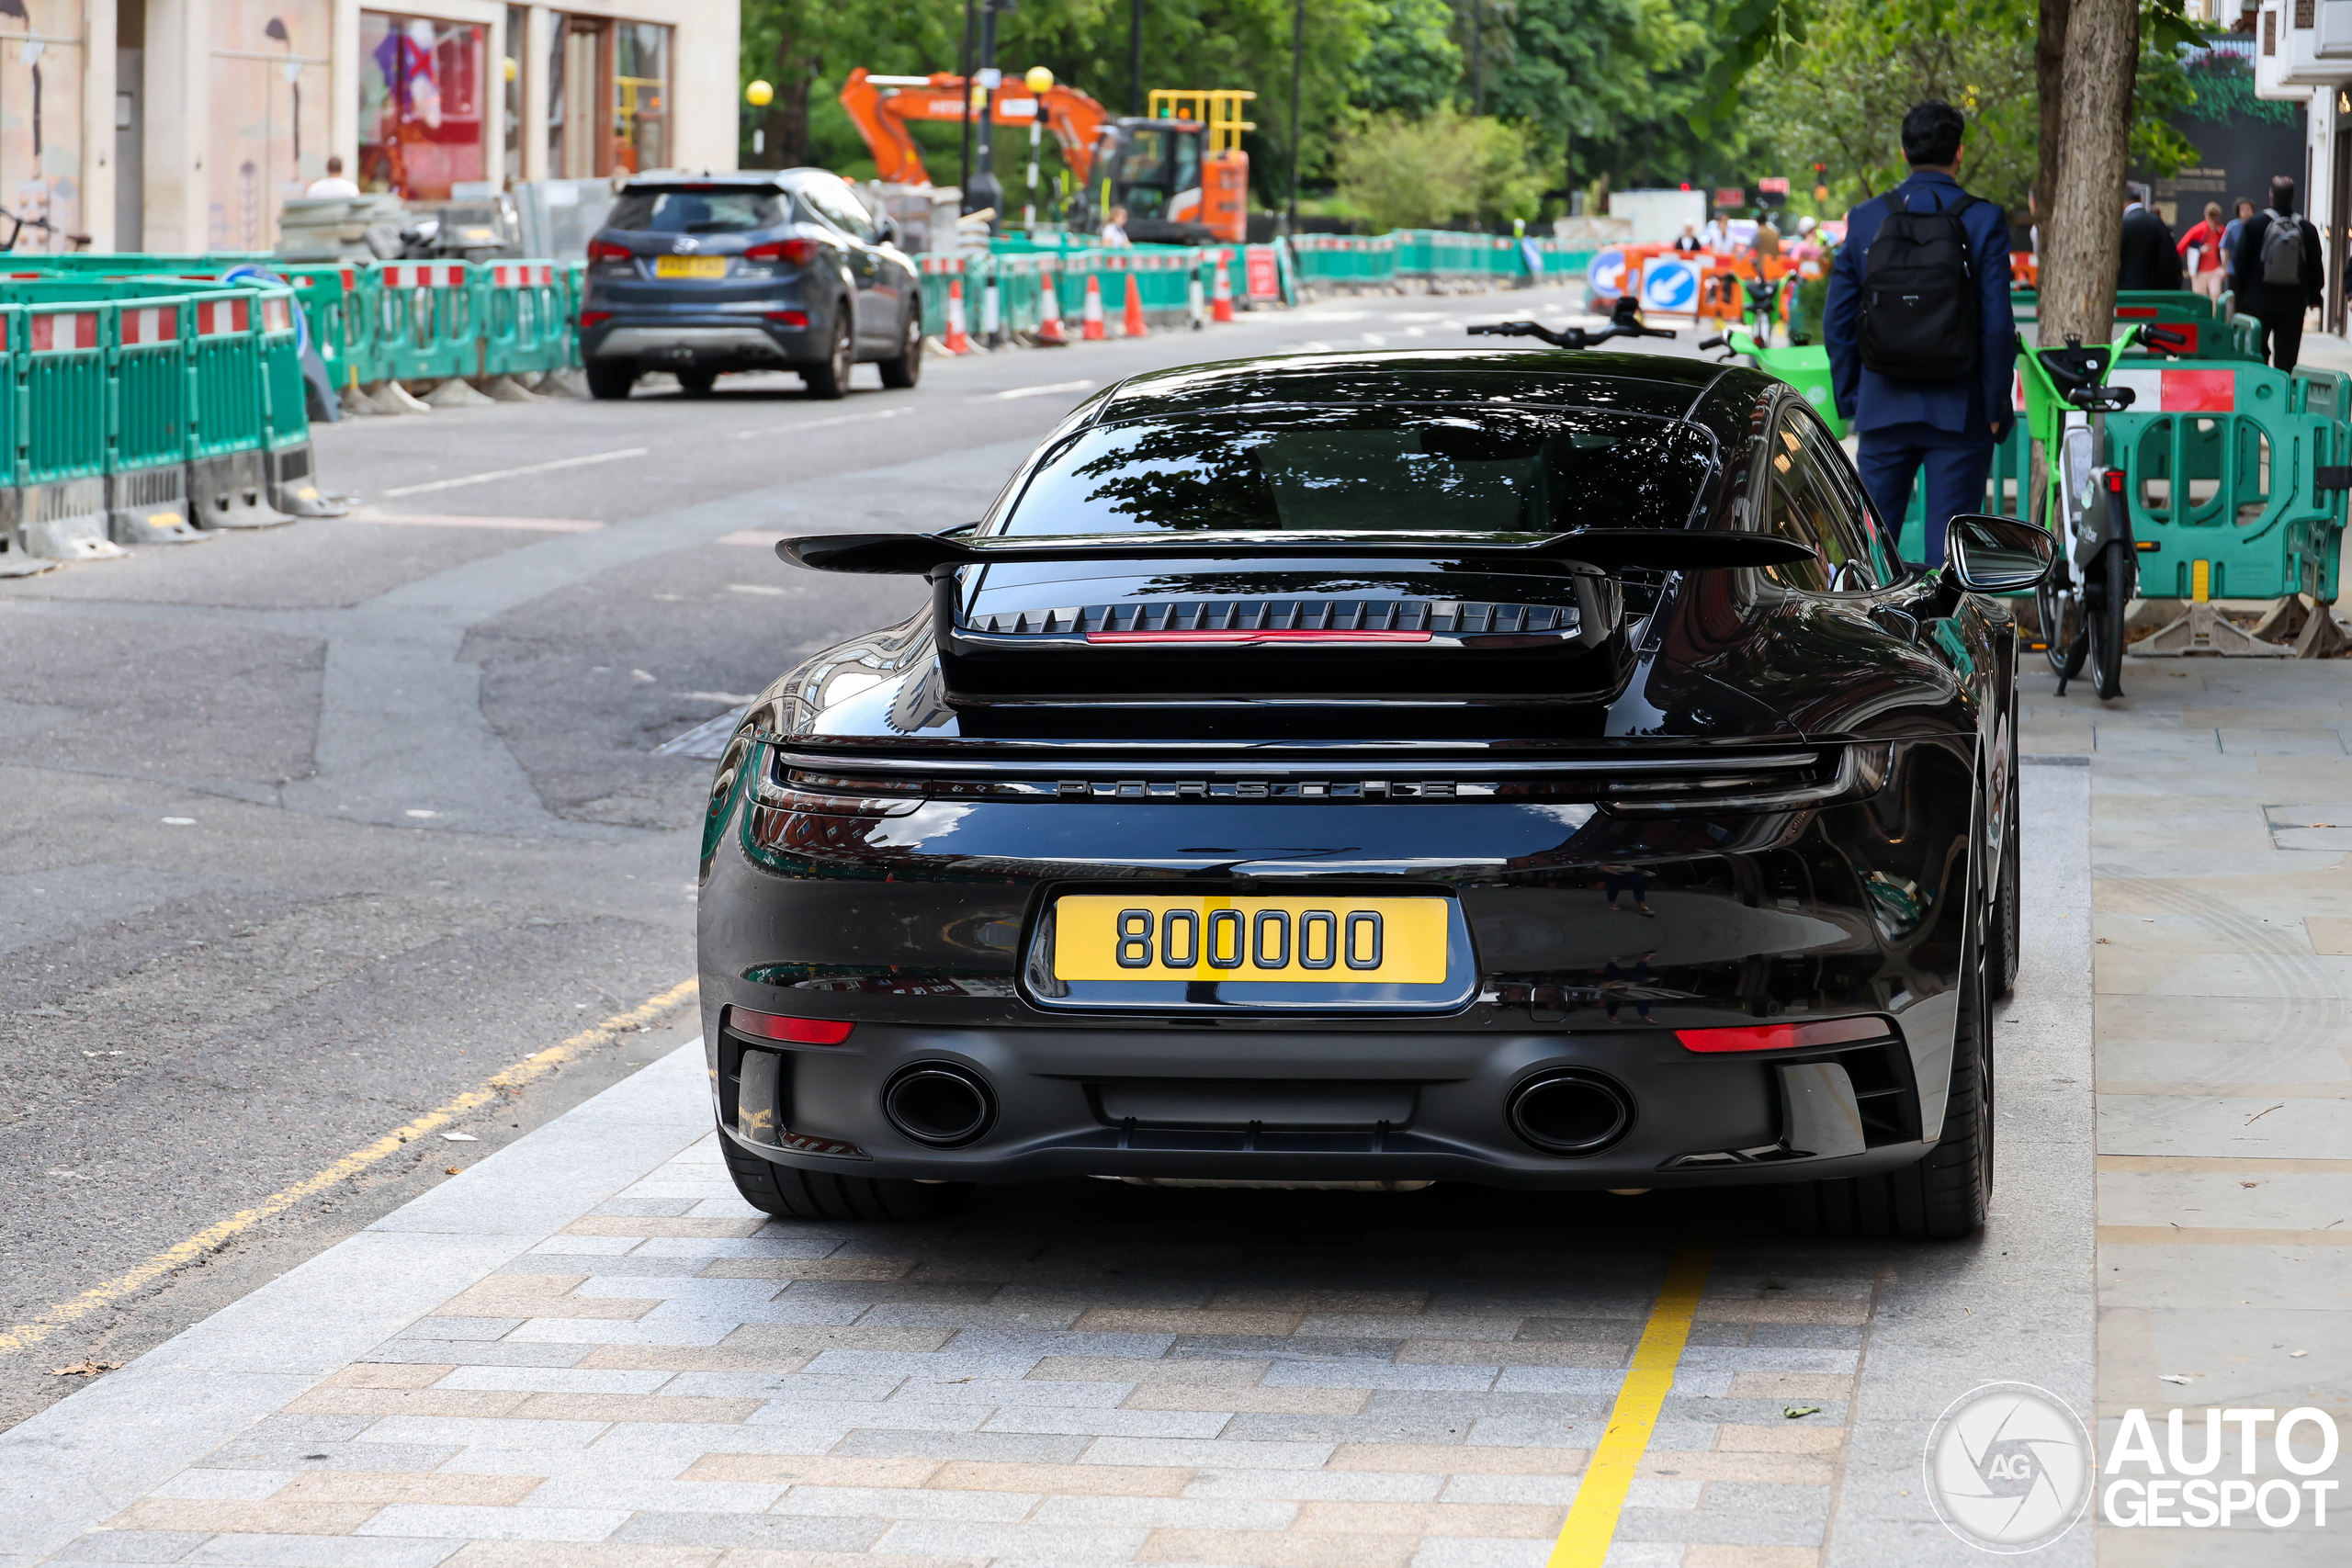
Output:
1288 232 1397 289
481 260 570 377
2107 358 2346 602
277 262 382 389
5 289 111 559
374 260 480 381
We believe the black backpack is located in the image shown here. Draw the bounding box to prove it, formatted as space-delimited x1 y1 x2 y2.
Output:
1860 190 1981 383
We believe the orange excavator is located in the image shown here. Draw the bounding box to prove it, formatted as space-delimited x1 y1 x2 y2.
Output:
838 69 1252 244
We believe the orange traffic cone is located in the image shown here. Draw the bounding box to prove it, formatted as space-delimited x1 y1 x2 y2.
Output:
1035 270 1069 345
944 277 971 354
1211 252 1236 322
1081 274 1106 341
1122 272 1148 338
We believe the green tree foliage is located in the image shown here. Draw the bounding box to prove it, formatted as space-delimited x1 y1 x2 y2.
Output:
1332 105 1545 225
1743 0 2039 211
1741 0 2199 218
1359 0 1464 116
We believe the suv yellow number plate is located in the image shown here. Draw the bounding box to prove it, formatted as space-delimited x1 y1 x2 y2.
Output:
653 255 728 279
1053 895 1448 984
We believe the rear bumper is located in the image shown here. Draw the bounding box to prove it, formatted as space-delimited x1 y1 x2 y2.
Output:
588 324 803 366
706 1016 1943 1190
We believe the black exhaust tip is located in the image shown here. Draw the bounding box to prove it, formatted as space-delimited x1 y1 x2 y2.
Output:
883 1062 997 1147
1507 1069 1634 1156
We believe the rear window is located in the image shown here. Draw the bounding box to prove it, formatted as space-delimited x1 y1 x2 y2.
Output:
994 408 1714 536
606 188 785 234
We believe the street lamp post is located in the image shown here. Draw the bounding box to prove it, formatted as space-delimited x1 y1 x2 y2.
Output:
1023 65 1054 229
967 0 1013 231
1286 0 1303 237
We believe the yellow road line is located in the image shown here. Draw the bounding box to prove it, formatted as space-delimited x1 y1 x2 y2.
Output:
0 978 699 1359
1547 1241 1714 1568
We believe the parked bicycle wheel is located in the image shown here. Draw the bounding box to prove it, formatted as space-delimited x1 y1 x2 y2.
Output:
2038 577 2086 682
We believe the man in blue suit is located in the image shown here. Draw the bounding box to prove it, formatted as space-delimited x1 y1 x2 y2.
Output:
1824 101 2017 566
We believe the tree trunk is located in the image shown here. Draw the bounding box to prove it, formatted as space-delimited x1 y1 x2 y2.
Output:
2042 0 2138 346
2035 0 2070 239
765 39 813 171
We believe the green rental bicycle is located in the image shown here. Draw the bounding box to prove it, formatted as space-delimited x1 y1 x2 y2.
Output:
2017 324 2170 701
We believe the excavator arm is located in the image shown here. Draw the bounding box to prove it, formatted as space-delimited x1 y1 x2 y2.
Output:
838 68 1113 188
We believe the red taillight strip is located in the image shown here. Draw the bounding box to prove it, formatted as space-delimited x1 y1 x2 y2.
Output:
728 1007 854 1045
1084 629 1433 646
1675 1016 1890 1054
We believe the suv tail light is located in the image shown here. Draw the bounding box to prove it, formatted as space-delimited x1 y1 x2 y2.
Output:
1676 1017 1890 1054
727 1007 854 1045
578 310 611 330
586 239 630 262
744 238 819 265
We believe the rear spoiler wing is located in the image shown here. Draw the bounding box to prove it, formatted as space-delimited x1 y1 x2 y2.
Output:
775 528 1813 577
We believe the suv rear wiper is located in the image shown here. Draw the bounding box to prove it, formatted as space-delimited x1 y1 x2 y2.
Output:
775 527 1809 577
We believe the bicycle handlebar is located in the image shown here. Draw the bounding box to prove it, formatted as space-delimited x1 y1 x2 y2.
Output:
1467 297 1674 352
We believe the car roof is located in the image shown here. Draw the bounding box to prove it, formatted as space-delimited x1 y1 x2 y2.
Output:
1094 349 1731 423
617 170 797 190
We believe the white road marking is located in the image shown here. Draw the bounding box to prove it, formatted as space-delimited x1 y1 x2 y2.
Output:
345 511 605 533
729 406 912 439
677 690 762 705
972 378 1096 401
726 581 790 592
716 533 791 549
376 448 648 498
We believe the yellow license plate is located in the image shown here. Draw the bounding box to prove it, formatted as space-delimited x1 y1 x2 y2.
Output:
1053 895 1448 984
654 255 729 279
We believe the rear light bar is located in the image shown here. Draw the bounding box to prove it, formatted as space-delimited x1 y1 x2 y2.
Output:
579 310 612 330
745 238 819 265
728 1007 854 1045
764 310 809 328
1676 1016 1890 1054
585 240 630 262
1085 629 1432 646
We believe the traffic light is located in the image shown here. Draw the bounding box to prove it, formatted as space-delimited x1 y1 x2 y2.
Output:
1813 163 1829 204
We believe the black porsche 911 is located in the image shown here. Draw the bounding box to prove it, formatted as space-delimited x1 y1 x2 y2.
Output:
695 345 2054 1239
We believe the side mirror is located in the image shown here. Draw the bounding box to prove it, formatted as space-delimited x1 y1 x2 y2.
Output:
875 215 900 248
1944 513 2054 594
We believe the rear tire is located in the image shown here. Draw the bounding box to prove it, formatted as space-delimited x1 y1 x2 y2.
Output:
801 309 854 400
1777 913 1993 1239
2086 540 2131 700
879 311 923 389
586 362 636 400
722 1135 971 1221
676 368 717 397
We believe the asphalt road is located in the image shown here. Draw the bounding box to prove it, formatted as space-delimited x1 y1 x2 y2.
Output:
0 285 1640 1432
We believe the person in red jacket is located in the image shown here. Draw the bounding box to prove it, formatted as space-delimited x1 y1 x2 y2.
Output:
2177 201 2227 303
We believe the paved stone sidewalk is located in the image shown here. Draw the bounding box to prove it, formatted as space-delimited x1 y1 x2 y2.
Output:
2051 659 2352 1565
2 782 2094 1568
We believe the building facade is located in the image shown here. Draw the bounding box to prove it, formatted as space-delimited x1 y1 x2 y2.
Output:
0 0 738 255
2252 0 2352 328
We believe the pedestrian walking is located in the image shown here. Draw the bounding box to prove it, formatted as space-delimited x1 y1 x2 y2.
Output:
2177 201 2228 302
305 155 361 198
2219 197 2255 291
2233 175 2324 370
1824 100 2017 567
2117 183 2183 290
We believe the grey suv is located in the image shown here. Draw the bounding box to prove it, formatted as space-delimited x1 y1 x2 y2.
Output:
579 170 923 400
